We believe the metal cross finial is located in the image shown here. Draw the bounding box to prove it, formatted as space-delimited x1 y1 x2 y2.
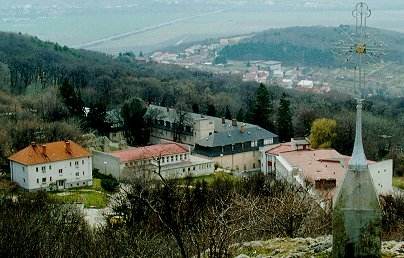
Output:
353 2 371 36
334 2 384 98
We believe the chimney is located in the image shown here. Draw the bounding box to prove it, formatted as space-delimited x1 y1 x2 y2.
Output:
240 123 246 133
232 118 237 127
65 140 71 153
41 145 47 156
222 117 226 124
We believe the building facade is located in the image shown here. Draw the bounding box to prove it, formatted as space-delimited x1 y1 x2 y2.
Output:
146 105 278 172
262 140 393 198
93 143 214 180
9 141 92 191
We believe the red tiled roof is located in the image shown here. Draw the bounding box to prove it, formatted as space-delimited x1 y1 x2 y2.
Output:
9 141 90 166
111 143 189 163
266 143 302 155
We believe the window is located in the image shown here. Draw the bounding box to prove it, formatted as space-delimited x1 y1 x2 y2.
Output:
77 183 79 186
37 178 39 184
184 154 187 160
22 167 25 172
176 155 178 161
162 157 165 163
50 176 52 182
41 166 46 173
83 171 85 176
75 172 80 177
49 165 52 170
171 156 174 162
36 167 39 172
264 139 273 145
82 160 84 165
75 161 79 166
180 154 183 160
251 141 258 147
23 178 25 183
193 167 195 171
42 178 46 183
70 162 72 167
83 182 86 185
59 169 63 174
188 167 191 172
125 163 129 167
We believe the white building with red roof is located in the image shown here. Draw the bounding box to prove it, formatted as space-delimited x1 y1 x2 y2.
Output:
8 141 92 191
262 139 393 199
92 143 214 180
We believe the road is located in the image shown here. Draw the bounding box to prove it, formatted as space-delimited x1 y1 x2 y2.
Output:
73 8 229 49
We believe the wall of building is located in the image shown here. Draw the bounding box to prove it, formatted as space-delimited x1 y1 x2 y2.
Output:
160 159 214 180
92 150 121 179
369 159 393 195
274 155 296 183
150 128 194 146
11 157 92 191
195 150 261 172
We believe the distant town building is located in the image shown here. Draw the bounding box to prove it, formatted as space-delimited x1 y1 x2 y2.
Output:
242 70 269 84
146 105 278 172
9 141 92 191
262 139 393 198
297 80 314 89
92 143 214 180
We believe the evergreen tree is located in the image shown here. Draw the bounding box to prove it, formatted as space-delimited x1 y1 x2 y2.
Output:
277 93 294 142
207 104 216 117
192 103 200 114
236 108 245 122
224 105 232 120
87 100 109 135
59 80 84 118
251 84 274 131
121 98 149 146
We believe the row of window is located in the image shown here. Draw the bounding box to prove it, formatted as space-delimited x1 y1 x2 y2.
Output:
181 163 212 173
160 154 187 164
33 160 86 173
124 154 189 167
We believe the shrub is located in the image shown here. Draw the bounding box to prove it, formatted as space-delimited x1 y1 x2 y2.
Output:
101 177 119 192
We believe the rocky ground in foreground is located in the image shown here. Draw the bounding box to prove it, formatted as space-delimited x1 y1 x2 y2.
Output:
233 236 404 258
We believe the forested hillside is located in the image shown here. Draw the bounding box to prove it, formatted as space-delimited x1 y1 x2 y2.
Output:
0 31 403 175
217 26 404 67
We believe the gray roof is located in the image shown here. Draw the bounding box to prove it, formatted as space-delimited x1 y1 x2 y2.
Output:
196 126 278 147
147 104 278 147
147 104 257 133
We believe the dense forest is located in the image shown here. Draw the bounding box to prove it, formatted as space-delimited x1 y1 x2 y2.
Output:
217 26 404 67
0 31 403 176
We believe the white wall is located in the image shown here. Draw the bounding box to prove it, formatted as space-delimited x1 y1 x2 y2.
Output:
92 150 121 179
11 157 92 191
369 159 393 195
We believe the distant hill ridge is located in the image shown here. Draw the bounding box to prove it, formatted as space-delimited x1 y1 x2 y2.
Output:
217 25 404 67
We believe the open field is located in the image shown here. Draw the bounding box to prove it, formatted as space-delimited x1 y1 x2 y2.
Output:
49 179 109 209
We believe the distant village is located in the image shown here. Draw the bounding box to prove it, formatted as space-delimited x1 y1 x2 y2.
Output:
141 36 331 94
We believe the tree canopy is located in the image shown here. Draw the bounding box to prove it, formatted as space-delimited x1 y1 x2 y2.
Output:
310 118 337 149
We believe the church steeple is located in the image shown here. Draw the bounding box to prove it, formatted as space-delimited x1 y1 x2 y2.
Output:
349 99 368 170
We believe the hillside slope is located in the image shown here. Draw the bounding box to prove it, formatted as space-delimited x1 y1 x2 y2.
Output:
217 26 404 67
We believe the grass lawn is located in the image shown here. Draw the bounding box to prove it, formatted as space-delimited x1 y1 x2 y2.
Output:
392 177 404 190
49 179 109 209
